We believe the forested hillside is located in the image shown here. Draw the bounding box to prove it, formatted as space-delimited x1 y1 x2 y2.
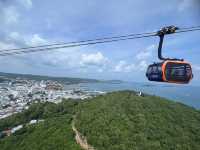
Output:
0 100 81 150
75 91 200 150
0 91 200 150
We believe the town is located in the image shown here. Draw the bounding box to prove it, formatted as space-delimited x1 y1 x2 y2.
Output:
0 77 106 120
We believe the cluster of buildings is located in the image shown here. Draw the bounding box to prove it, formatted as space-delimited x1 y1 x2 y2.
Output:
0 78 105 119
0 119 44 138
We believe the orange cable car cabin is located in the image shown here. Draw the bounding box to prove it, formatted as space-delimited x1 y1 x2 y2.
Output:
145 26 193 84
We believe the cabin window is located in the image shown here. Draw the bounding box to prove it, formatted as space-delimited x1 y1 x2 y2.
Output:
165 63 192 82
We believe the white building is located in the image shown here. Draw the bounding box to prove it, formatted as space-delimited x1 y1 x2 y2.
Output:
11 125 23 134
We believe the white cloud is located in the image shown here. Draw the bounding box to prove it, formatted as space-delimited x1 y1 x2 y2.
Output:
9 32 20 39
136 51 151 60
136 44 155 60
0 42 16 50
9 32 20 40
114 59 148 73
8 32 47 47
26 34 47 46
18 0 33 9
2 32 109 73
36 50 112 75
133 45 155 72
138 60 148 71
40 50 79 68
114 61 126 72
114 60 136 73
3 6 20 24
80 52 108 67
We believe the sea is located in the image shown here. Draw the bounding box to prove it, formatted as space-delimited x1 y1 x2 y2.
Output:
65 82 200 110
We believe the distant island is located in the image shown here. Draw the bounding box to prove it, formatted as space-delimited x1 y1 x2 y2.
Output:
0 72 100 84
101 80 124 84
0 91 200 150
0 72 124 85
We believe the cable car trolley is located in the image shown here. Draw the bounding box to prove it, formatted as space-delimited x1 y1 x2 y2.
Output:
146 26 193 84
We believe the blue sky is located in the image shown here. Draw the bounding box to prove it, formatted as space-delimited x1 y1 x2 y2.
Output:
0 0 200 85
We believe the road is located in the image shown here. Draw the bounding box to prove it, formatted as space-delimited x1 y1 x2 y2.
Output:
72 116 95 150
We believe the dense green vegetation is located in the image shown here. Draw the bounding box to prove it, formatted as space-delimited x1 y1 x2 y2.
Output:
0 99 81 150
0 115 81 150
0 100 78 131
76 91 200 150
1 91 200 150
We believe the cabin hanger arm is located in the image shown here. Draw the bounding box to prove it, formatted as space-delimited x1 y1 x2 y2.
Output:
156 26 183 61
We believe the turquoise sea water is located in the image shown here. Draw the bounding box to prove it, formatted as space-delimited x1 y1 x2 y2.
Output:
70 82 200 109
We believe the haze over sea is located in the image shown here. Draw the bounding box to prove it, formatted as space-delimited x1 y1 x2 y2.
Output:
65 82 200 110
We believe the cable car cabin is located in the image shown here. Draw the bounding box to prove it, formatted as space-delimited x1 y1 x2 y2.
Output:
146 60 193 84
145 26 194 84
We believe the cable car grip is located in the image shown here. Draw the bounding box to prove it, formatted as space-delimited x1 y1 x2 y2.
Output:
156 26 183 61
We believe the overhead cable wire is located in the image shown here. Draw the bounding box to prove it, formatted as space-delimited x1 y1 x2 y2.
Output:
1 25 200 54
0 26 199 57
0 34 155 56
177 25 200 31
0 31 157 53
175 27 200 34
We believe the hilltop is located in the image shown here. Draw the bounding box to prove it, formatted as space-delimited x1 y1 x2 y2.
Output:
75 91 200 150
0 91 200 150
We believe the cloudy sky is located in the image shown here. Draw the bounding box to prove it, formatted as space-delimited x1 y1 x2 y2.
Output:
0 0 200 84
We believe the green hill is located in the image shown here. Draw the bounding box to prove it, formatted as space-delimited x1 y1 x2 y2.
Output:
0 91 200 150
75 91 200 150
0 100 82 150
